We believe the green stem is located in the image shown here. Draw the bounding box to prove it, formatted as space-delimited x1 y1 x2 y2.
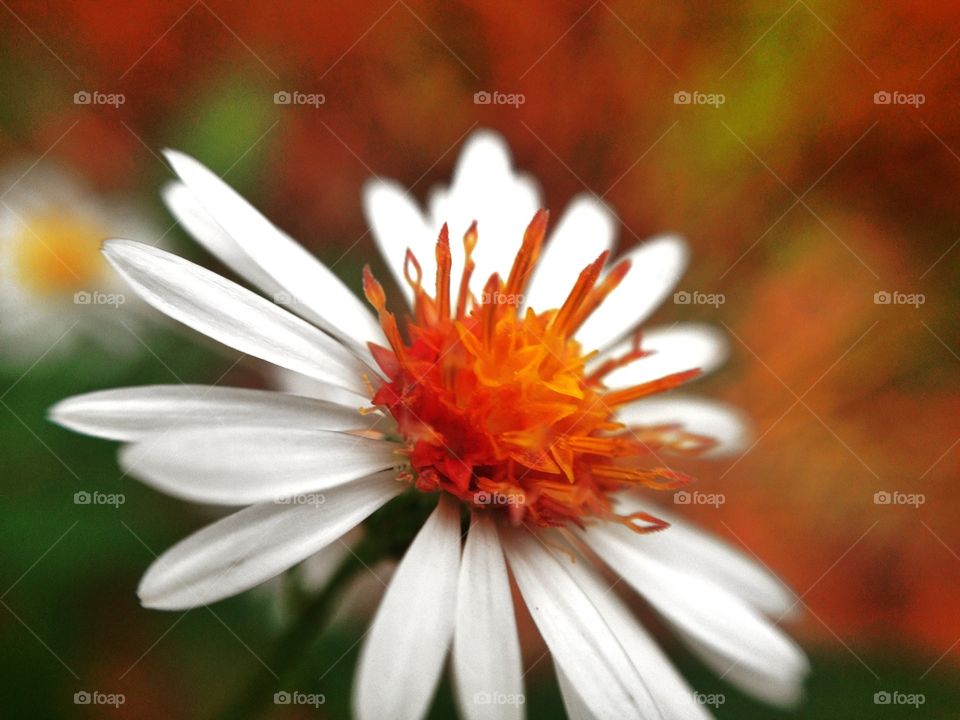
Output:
211 549 370 720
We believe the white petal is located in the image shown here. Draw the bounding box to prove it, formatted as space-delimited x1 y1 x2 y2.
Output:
500 527 661 720
138 471 401 609
329 557 397 627
524 194 616 313
555 669 594 720
612 492 798 617
354 495 461 720
161 182 282 294
164 151 385 354
614 396 748 457
103 240 370 397
120 427 401 505
365 131 542 307
50 385 377 442
453 514 524 720
561 550 713 720
582 524 810 692
691 640 805 707
362 179 434 306
269 366 384 409
597 323 727 389
575 236 687 353
428 131 541 299
297 527 361 592
259 530 361 616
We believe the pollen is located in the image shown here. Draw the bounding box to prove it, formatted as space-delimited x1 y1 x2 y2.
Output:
13 212 107 296
364 211 715 531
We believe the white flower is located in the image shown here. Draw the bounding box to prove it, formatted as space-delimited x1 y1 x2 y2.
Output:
51 130 808 719
0 165 156 362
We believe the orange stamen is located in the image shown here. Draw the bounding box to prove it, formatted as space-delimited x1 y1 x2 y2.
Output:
456 222 478 320
552 251 608 337
435 224 452 322
602 368 702 408
566 258 631 336
504 209 548 302
366 212 710 532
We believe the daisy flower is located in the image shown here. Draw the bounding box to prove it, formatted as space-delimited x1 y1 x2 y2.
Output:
0 165 156 362
51 130 808 719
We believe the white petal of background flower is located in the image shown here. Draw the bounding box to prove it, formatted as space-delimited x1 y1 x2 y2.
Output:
453 513 524 720
583 524 809 704
49 384 379 442
355 495 461 720
120 426 400 505
164 150 386 358
575 235 688 354
523 194 616 312
501 527 662 720
596 323 728 389
138 471 402 610
613 396 748 457
103 240 372 397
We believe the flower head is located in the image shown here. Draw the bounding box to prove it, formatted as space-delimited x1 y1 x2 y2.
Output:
52 130 808 719
365 212 705 532
0 165 156 361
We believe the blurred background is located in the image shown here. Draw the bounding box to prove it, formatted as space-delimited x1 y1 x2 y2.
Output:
1 1 958 717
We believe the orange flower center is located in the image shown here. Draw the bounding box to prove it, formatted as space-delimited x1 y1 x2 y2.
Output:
364 210 715 531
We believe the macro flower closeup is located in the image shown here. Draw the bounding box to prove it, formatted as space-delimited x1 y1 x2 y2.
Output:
51 131 808 719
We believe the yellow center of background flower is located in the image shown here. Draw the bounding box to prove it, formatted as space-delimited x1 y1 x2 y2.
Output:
13 213 107 296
